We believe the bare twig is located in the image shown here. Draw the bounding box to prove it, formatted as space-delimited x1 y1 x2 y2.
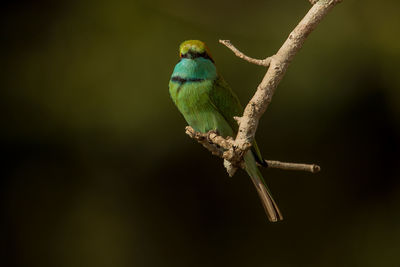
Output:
309 0 319 4
264 160 320 173
219 40 272 67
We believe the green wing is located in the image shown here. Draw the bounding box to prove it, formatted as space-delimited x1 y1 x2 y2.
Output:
209 75 267 166
209 75 242 133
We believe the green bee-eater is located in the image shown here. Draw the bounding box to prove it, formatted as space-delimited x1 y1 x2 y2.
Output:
169 40 283 222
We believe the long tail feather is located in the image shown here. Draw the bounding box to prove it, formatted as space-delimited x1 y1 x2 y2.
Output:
244 152 283 222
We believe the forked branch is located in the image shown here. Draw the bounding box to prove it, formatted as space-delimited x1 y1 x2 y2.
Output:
186 0 342 175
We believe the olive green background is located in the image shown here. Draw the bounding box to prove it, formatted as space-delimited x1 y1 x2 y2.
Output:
2 0 400 266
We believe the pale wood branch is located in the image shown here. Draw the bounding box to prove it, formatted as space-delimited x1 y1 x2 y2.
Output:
223 0 342 162
219 40 272 67
185 0 342 176
310 0 343 5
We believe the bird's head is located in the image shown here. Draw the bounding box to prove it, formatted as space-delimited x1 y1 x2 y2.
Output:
179 40 214 63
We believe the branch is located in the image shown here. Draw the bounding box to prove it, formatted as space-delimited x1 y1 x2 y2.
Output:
186 127 321 174
185 126 232 156
310 0 343 5
185 0 342 176
225 0 342 159
264 160 320 173
185 126 248 165
219 40 272 67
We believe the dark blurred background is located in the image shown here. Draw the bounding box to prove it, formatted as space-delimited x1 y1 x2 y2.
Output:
2 0 400 266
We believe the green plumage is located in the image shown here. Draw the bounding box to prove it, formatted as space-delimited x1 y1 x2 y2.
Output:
169 40 282 222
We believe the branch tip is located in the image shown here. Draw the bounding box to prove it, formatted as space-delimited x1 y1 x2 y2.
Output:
265 160 321 173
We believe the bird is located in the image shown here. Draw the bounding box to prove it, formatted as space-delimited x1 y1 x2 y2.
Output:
169 40 283 222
